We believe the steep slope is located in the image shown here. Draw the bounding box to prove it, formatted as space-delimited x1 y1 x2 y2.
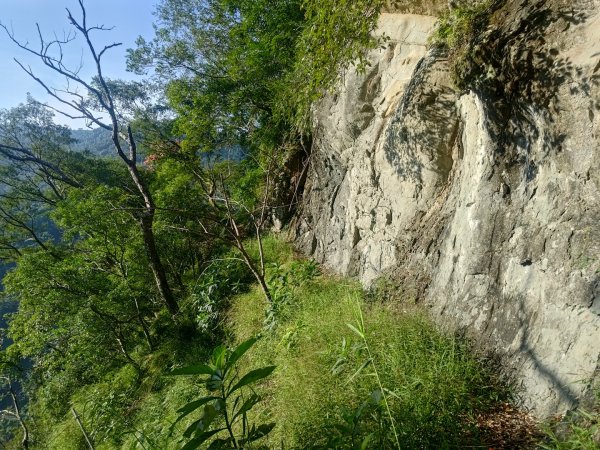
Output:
294 1 600 416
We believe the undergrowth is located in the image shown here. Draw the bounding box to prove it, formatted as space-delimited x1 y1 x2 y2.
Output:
540 387 600 450
226 240 511 449
33 237 599 448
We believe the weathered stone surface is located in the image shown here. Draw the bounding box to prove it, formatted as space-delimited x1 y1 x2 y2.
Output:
295 14 444 283
295 2 600 416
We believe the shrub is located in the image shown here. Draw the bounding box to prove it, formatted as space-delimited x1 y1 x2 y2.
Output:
430 0 497 87
170 337 276 449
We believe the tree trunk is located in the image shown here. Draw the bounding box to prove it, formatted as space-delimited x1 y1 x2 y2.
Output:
8 382 28 450
233 239 272 304
119 141 178 316
71 408 94 450
134 297 154 351
2 0 178 316
140 214 179 315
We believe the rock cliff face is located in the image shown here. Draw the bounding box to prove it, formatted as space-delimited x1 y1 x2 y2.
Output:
294 1 600 416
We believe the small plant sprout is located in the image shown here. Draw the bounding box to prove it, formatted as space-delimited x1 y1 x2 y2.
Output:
346 298 401 450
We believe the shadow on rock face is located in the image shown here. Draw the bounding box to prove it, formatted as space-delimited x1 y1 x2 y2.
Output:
384 49 459 186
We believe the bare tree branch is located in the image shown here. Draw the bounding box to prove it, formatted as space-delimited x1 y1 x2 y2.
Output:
1 0 179 315
0 143 82 189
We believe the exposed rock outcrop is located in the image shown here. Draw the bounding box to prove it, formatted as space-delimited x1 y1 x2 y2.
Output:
294 1 600 416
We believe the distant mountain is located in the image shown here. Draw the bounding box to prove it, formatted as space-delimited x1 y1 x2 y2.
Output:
69 128 250 163
0 261 12 286
70 128 114 157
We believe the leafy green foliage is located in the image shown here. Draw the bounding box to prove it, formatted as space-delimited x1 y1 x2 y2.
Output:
281 0 387 130
430 0 496 87
184 257 252 331
341 300 401 448
130 0 390 165
264 259 319 331
0 99 82 260
317 389 389 450
171 337 276 449
130 0 304 155
0 98 74 156
0 2 538 448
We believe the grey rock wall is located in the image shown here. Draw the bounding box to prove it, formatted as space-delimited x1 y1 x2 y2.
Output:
294 2 600 416
295 14 443 283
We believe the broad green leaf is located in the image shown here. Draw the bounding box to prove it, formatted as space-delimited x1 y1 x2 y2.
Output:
181 428 225 450
170 364 214 376
176 397 219 416
242 422 276 443
226 336 257 369
169 396 219 433
182 418 202 439
213 398 226 413
206 438 233 450
211 345 228 369
228 365 276 395
183 404 219 438
206 370 224 391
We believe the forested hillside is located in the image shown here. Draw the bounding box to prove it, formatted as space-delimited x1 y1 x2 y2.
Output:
0 0 598 449
70 128 114 158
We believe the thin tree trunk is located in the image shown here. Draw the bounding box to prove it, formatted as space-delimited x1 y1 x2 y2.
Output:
2 1 178 314
232 237 272 304
215 173 273 305
71 408 94 450
115 333 139 369
8 381 28 450
134 297 154 351
117 135 178 316
140 214 178 315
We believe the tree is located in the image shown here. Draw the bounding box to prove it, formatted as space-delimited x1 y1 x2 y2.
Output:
127 0 312 304
0 99 82 261
128 0 305 155
0 99 82 193
0 346 29 450
0 0 178 315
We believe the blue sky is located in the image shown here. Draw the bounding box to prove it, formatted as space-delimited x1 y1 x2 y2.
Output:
0 0 157 127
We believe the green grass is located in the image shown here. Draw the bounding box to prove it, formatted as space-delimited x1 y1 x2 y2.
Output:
225 239 510 449
540 389 600 450
31 329 214 449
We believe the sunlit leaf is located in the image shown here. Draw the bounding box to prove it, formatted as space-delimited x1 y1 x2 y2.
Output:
228 365 276 395
227 336 257 369
170 364 214 376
